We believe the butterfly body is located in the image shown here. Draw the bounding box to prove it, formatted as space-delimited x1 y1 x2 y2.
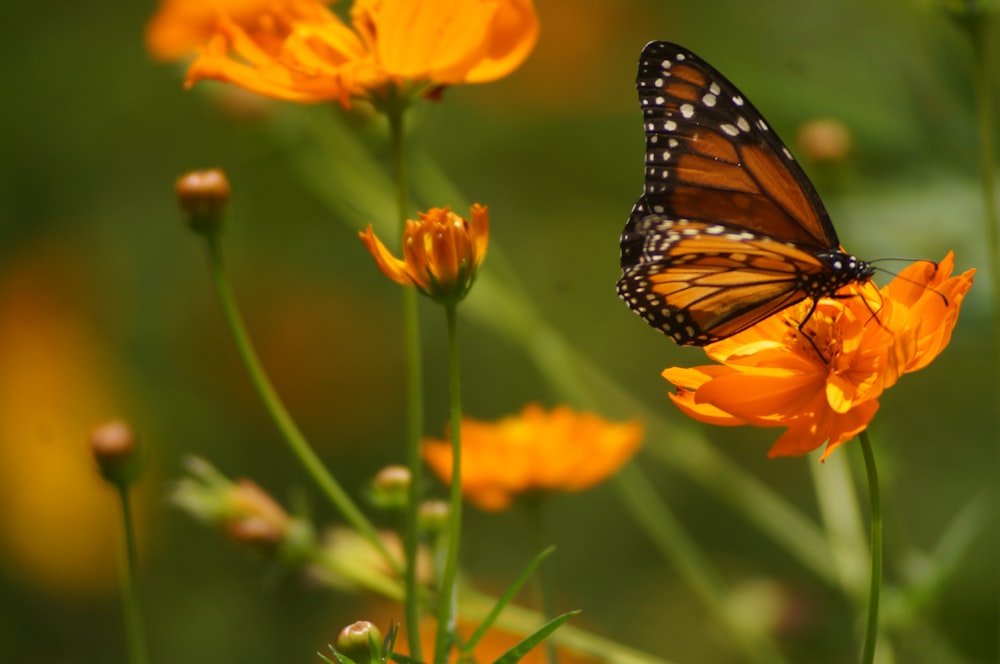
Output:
617 41 874 346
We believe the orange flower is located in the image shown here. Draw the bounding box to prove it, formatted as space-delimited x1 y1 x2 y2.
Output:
145 0 309 61
663 253 974 460
360 205 489 303
146 0 539 105
421 404 643 510
352 0 540 85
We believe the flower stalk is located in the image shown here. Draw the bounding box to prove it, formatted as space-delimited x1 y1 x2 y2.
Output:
858 429 882 664
615 463 788 664
386 95 426 661
117 482 150 664
965 11 999 312
90 420 149 664
202 234 399 574
434 301 464 664
90 420 150 664
525 497 558 664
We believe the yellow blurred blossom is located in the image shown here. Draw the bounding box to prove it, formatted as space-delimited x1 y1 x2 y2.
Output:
0 243 143 596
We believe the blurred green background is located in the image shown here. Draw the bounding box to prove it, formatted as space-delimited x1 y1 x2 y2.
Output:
0 0 996 662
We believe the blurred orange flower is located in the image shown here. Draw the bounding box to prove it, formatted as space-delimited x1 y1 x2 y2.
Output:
146 0 538 105
422 404 643 510
663 252 974 460
360 204 489 303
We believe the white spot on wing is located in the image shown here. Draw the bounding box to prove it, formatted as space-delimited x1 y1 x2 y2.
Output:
680 103 694 118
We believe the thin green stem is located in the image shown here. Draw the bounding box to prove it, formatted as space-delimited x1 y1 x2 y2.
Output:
116 483 150 664
809 449 868 599
434 302 464 664
967 16 1000 659
203 235 399 574
858 430 882 664
968 15 1000 310
615 464 788 664
386 95 425 661
525 497 557 664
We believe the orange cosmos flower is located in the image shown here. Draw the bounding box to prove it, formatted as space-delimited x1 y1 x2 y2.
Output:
360 204 489 303
663 253 974 461
352 0 540 85
146 0 539 105
421 404 643 511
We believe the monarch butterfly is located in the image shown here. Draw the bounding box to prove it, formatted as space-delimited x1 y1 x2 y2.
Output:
617 41 875 346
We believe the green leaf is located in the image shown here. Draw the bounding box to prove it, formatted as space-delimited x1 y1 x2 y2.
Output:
490 610 580 664
317 651 354 664
388 654 420 664
463 546 556 653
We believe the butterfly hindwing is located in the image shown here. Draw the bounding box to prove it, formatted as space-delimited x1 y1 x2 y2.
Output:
618 203 833 344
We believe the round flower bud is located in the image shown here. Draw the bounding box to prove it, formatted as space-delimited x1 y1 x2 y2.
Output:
89 419 141 486
335 620 383 664
175 169 231 236
370 465 411 510
796 119 852 164
418 500 450 535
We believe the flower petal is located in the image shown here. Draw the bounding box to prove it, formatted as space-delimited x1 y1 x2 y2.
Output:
359 225 416 287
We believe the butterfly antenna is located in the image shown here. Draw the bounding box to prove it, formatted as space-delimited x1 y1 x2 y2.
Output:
870 259 949 306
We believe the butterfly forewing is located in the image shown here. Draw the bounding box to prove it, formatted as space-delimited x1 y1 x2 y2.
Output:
634 41 838 249
617 41 875 346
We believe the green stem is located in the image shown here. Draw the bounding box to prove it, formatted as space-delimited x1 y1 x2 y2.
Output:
386 95 425 661
858 430 882 664
525 498 557 664
615 464 788 664
434 302 464 664
809 449 868 599
116 483 150 664
968 14 1000 313
203 235 399 574
967 16 1000 660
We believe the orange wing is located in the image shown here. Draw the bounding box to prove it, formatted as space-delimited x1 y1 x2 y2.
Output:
618 216 838 345
618 42 874 346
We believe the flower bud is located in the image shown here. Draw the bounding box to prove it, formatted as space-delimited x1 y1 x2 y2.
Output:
796 119 852 164
359 204 489 304
418 500 450 535
89 419 141 486
335 620 383 664
369 465 410 510
175 169 231 236
224 480 293 550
